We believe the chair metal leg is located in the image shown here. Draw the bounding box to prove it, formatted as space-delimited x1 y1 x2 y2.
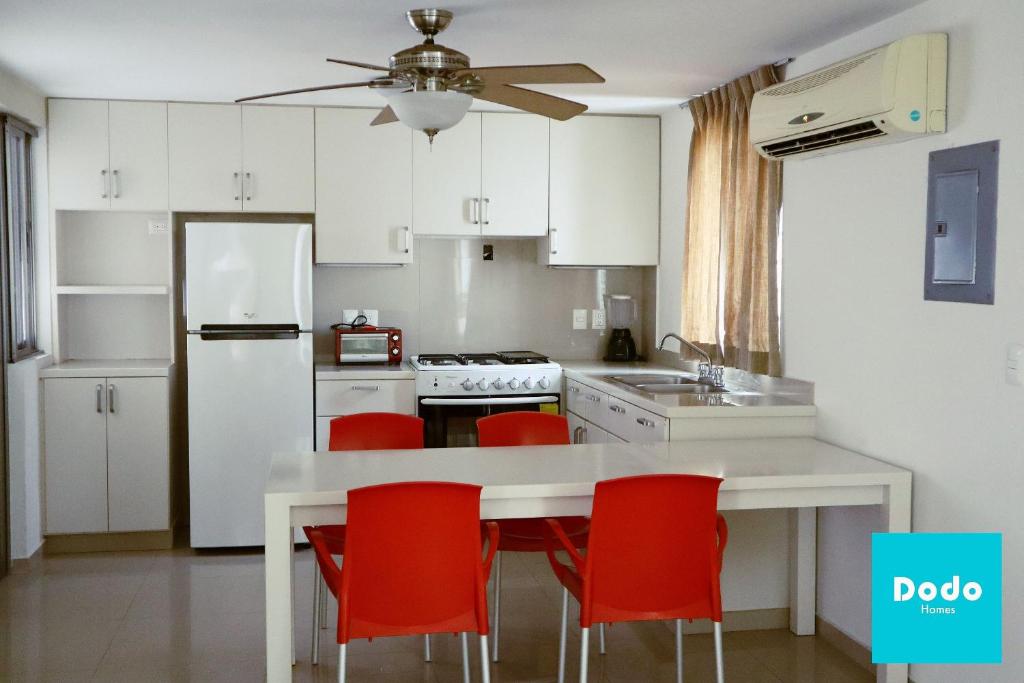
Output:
579 627 590 683
424 634 432 662
480 635 492 683
675 619 684 683
318 568 328 629
598 623 606 655
461 632 471 683
713 621 725 683
312 563 322 665
558 587 568 683
491 551 502 662
338 643 347 683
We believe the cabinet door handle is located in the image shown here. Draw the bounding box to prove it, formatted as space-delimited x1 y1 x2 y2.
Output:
96 384 104 413
584 394 600 403
568 386 580 393
470 198 480 225
351 385 380 391
481 197 490 225
101 169 109 199
402 226 412 254
233 172 241 201
108 384 116 413
112 169 120 198
609 404 626 414
244 172 253 201
636 417 655 428
573 426 584 444
550 227 558 255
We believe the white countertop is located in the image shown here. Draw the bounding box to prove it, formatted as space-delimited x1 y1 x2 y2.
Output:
266 437 909 501
558 360 816 419
315 362 415 381
40 358 174 378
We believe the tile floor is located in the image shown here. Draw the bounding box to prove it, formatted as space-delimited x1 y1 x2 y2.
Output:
0 545 873 682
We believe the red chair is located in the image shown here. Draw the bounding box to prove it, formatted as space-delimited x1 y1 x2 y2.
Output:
545 474 729 683
476 411 590 662
307 481 499 683
306 412 425 665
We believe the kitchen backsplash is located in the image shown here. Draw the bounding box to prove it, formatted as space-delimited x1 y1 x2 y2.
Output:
314 238 650 361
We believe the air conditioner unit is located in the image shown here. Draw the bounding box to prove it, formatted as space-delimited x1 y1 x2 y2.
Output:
750 33 947 160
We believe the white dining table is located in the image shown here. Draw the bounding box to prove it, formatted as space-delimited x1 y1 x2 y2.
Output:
264 437 912 683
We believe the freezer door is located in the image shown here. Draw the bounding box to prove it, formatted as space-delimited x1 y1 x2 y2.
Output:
185 222 312 329
187 333 313 547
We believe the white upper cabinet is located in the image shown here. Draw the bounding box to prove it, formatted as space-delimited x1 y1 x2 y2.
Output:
481 113 548 237
169 103 314 212
545 116 660 266
413 112 482 236
49 99 168 211
169 103 243 211
108 101 169 211
241 106 315 213
315 108 413 264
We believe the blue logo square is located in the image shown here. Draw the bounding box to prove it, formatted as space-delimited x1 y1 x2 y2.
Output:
872 533 1001 664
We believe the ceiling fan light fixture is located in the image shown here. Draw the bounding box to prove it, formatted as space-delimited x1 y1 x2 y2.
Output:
387 89 472 142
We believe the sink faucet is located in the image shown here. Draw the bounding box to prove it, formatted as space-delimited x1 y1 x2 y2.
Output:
658 333 725 387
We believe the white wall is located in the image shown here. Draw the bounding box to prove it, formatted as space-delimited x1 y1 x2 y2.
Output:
1 64 51 560
783 1 1023 681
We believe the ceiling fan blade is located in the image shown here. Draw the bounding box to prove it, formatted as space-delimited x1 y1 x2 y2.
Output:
235 81 376 103
457 63 604 85
474 83 588 121
326 58 392 72
370 106 399 126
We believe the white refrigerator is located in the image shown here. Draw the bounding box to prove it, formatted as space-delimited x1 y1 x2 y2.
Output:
186 222 313 547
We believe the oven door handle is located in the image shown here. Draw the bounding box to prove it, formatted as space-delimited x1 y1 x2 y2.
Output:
420 396 559 406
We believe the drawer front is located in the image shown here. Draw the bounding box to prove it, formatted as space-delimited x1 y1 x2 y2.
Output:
565 379 588 418
597 395 633 440
316 379 415 416
628 406 669 442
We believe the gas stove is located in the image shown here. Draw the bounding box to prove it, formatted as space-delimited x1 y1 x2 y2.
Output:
412 351 562 396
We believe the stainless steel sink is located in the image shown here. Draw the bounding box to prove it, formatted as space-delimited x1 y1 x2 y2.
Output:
603 374 729 394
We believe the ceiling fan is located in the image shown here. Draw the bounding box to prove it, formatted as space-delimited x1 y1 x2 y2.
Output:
236 8 605 143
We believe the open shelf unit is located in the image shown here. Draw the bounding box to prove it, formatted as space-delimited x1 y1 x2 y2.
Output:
51 210 174 364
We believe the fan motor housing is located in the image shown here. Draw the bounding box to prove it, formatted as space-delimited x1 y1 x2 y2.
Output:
389 43 469 75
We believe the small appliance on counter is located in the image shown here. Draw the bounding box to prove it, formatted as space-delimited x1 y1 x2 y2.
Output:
333 318 403 364
604 294 639 362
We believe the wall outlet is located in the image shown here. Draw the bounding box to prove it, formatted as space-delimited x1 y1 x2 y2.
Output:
572 309 588 330
342 309 360 325
361 309 380 326
591 309 606 330
148 220 168 235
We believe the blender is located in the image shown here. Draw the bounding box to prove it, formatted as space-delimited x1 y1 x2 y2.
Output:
603 294 639 362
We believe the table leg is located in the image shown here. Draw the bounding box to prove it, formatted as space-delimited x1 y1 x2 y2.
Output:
266 498 294 682
788 507 817 636
877 478 912 683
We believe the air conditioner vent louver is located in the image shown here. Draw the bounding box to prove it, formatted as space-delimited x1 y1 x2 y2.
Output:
762 51 879 97
761 121 886 158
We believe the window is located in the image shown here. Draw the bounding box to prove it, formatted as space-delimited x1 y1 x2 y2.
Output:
1 114 38 362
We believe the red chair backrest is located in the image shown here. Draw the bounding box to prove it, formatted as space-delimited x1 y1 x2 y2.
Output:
476 411 570 447
584 474 724 624
338 482 490 641
329 412 424 451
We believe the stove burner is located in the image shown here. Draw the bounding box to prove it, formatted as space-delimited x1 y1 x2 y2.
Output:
497 350 550 365
416 354 465 366
459 353 504 365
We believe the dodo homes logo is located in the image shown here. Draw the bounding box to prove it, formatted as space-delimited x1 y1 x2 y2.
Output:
872 533 1001 664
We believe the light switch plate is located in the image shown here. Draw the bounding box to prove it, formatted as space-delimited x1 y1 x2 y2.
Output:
591 309 606 330
148 220 168 235
572 309 588 330
362 309 380 326
1007 344 1024 386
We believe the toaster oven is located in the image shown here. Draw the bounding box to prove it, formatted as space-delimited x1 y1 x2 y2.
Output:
334 327 403 364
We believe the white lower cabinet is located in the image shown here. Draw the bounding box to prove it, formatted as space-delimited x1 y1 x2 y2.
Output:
44 375 170 535
565 378 669 445
315 378 416 450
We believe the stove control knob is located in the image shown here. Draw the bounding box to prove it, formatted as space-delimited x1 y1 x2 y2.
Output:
461 379 474 391
523 377 535 390
508 378 521 390
477 378 490 391
538 377 551 390
492 378 505 390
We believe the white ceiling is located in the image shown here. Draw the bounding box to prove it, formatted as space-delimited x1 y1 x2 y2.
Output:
0 0 925 113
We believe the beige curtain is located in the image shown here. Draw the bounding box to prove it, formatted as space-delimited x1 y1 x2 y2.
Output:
681 65 783 376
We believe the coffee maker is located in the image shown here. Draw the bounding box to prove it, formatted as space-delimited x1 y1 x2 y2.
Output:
603 294 639 362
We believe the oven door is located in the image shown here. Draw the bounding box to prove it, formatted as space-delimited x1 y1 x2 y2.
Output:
418 394 561 448
337 332 389 363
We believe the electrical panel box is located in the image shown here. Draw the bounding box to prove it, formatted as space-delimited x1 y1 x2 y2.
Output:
924 140 999 304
